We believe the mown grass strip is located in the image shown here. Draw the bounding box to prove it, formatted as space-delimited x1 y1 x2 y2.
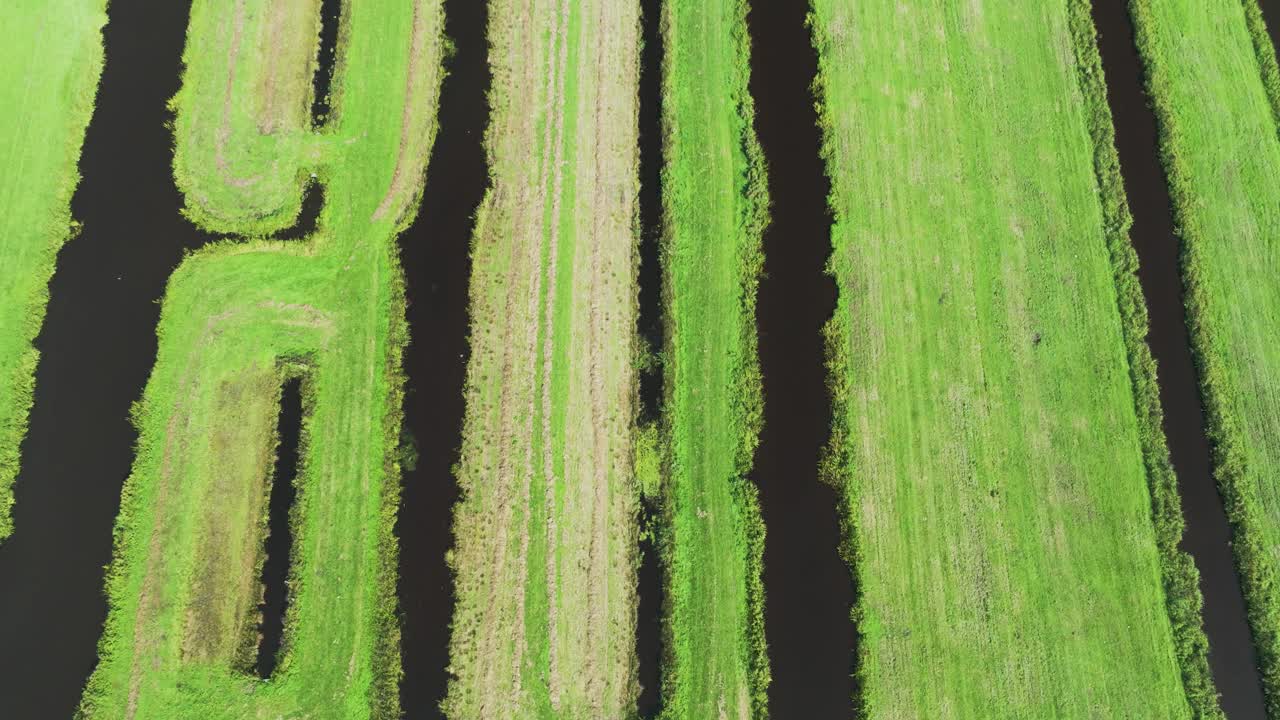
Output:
443 0 643 717
655 0 769 718
0 0 107 542
76 0 445 716
813 0 1197 715
1129 0 1280 713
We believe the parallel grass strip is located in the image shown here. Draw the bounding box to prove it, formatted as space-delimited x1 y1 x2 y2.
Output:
813 0 1198 715
443 0 643 717
655 0 769 718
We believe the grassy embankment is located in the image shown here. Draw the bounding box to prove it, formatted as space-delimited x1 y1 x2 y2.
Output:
76 0 445 717
813 0 1211 716
0 0 107 541
655 0 768 718
442 0 642 717
1130 0 1280 712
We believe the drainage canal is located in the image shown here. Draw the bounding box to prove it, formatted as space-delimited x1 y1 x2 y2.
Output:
635 0 665 714
310 0 341 126
1091 2 1268 716
744 0 855 715
393 0 488 715
0 0 215 716
256 377 303 678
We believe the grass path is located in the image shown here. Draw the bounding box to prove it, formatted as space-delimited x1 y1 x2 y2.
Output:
656 1 768 718
1129 0 1280 712
0 0 107 541
443 0 642 717
813 0 1205 715
76 0 445 716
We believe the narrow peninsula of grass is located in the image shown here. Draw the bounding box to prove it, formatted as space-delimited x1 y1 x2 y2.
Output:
0 0 107 542
813 0 1204 716
1129 0 1280 712
655 0 769 718
442 0 643 717
76 0 446 717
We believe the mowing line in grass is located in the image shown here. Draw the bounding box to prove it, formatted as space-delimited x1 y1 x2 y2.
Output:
1128 0 1280 713
442 0 643 717
77 0 446 716
655 0 768 718
0 0 107 542
813 0 1203 715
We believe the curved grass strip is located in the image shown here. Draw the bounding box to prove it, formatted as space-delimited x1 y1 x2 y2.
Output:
655 0 769 718
1129 0 1280 712
76 0 445 717
0 0 107 542
442 0 642 717
813 0 1196 715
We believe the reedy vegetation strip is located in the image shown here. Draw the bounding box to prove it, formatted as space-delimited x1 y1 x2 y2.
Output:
1129 0 1280 713
656 0 768 718
444 0 642 717
0 0 107 541
813 0 1192 716
1067 1 1220 715
77 0 445 716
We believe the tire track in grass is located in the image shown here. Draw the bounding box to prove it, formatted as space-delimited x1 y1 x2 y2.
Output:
444 1 641 716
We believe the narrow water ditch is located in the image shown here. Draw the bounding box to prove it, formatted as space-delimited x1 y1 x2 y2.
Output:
744 0 854 715
310 0 341 126
635 0 665 714
0 0 215 715
256 377 303 678
392 0 488 715
1091 3 1268 716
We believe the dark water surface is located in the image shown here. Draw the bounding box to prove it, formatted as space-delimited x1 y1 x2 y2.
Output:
310 0 342 125
1259 0 1280 71
1092 2 1268 717
256 378 303 679
635 0 665 714
745 0 856 716
0 0 212 716
393 0 488 715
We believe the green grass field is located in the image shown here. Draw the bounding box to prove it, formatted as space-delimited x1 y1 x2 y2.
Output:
442 0 643 717
1130 0 1280 711
0 0 106 541
655 0 769 718
76 0 445 716
813 0 1216 716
